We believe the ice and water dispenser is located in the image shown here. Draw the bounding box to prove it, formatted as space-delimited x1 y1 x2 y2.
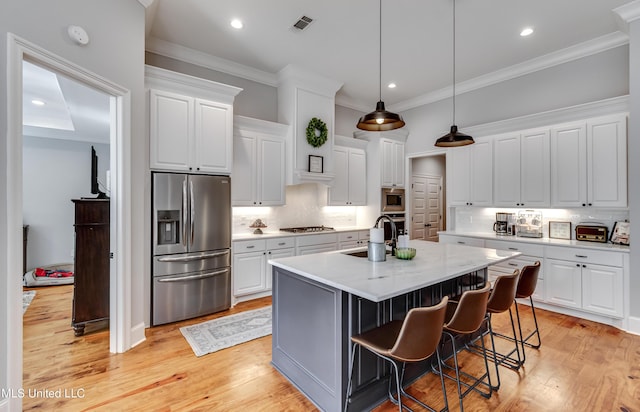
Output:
157 210 180 245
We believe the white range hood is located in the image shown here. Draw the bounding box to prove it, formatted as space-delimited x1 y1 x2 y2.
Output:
277 64 343 186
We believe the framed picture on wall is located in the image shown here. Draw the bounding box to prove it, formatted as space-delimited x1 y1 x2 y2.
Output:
610 221 630 245
549 221 571 240
309 155 323 173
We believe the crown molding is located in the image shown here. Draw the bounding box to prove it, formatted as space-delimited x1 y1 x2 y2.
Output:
145 36 278 87
613 1 640 32
145 65 242 104
391 31 629 113
277 64 343 96
464 95 629 138
146 31 628 114
233 115 290 136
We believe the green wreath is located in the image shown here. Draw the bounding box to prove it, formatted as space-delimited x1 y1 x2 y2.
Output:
306 117 328 148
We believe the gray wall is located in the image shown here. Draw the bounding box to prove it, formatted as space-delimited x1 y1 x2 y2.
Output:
1 0 145 399
628 21 639 319
402 45 629 154
335 105 365 137
146 52 278 122
22 137 110 271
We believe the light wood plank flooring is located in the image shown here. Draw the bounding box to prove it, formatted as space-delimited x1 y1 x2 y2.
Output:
23 285 640 411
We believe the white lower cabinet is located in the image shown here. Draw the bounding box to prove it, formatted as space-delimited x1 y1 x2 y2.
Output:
440 234 627 323
337 230 369 250
545 247 623 318
295 233 339 255
232 232 343 303
438 234 485 247
232 237 294 301
485 240 544 302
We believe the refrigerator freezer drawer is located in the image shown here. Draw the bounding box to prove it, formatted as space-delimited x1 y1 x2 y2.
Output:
153 249 230 277
152 267 231 326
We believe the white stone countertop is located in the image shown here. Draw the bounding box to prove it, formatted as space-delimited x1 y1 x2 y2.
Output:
232 226 371 241
438 231 630 253
268 239 520 302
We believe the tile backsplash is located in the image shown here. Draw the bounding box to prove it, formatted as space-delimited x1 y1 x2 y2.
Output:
233 183 364 234
452 207 629 239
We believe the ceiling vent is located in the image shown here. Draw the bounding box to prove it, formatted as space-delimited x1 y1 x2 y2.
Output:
292 15 313 31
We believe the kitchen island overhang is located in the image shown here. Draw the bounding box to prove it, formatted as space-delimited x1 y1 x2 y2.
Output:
269 240 520 411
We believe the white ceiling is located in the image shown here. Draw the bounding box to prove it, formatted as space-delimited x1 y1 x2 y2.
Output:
144 0 631 112
22 61 110 143
23 0 631 141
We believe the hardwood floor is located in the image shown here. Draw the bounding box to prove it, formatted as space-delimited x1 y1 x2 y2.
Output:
23 285 640 411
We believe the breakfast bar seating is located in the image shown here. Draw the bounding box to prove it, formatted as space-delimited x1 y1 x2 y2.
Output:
345 297 449 412
439 285 493 412
269 240 520 411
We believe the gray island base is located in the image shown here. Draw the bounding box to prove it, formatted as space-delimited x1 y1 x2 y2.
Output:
269 240 520 411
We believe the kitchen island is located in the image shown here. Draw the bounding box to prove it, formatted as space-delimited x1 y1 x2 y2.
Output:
269 239 520 411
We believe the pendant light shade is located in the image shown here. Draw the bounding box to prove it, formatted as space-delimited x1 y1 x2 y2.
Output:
435 125 474 147
357 0 405 131
435 0 474 147
357 101 405 131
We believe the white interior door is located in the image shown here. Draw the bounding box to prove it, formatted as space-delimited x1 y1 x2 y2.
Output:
411 175 442 242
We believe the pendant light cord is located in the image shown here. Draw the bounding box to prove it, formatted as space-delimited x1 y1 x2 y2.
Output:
378 0 382 102
452 0 456 126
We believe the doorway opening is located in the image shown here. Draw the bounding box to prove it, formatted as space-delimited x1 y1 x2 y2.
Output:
6 34 133 378
408 153 447 242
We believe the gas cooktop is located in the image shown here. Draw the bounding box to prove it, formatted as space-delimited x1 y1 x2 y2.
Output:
279 226 335 233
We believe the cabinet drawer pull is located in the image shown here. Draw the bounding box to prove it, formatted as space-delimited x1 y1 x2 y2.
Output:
575 254 588 258
508 247 518 251
246 245 255 249
508 262 519 266
278 242 286 246
457 241 465 244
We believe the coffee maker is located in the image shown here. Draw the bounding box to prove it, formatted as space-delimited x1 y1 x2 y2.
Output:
493 212 515 235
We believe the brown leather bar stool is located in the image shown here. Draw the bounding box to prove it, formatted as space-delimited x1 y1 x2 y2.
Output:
492 261 541 363
514 261 542 358
438 284 492 412
344 297 449 412
467 269 522 390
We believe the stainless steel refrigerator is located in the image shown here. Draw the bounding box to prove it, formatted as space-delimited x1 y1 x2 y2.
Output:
152 172 231 326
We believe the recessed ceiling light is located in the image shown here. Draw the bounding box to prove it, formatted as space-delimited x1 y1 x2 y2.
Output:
388 83 396 89
31 99 45 106
520 27 534 37
230 19 243 29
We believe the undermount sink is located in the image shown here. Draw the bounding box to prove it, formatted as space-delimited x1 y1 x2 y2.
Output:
343 249 391 258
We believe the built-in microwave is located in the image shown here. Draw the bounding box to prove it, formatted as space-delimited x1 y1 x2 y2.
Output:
382 188 405 212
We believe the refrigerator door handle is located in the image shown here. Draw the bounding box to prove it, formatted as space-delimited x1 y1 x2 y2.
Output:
190 179 195 245
182 179 188 248
157 250 230 263
157 268 229 283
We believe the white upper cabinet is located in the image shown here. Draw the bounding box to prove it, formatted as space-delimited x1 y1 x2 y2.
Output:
232 116 288 207
381 138 405 187
149 89 193 171
493 129 550 207
329 146 366 205
551 114 627 208
146 66 241 174
448 139 493 206
194 99 233 173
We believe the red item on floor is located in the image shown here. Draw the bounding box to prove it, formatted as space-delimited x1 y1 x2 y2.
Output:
34 267 74 278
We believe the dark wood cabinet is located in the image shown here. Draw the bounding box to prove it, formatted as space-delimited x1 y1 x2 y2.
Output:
71 199 110 336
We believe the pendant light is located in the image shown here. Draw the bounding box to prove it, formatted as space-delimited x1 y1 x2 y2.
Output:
435 0 474 147
356 0 405 131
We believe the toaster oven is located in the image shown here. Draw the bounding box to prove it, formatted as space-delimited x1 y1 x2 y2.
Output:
575 225 608 243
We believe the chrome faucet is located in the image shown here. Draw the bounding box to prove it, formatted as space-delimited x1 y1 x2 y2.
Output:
374 214 397 256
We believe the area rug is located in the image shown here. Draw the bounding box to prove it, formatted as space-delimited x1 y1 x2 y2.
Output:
23 290 36 314
180 306 272 357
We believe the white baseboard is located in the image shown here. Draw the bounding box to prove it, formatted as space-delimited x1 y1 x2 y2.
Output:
130 321 147 349
627 316 640 336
